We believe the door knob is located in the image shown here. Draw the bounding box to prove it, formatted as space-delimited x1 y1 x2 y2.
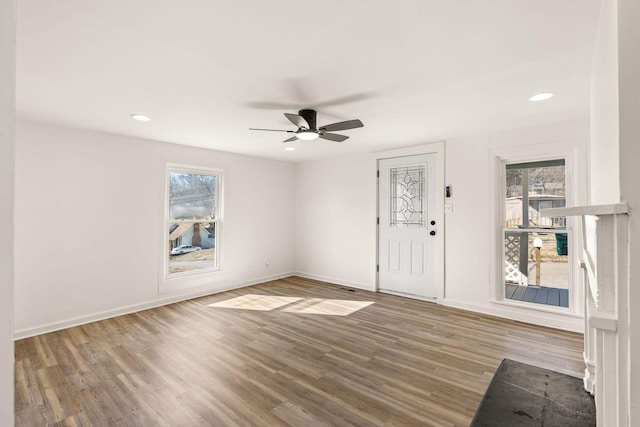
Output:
430 230 436 236
430 220 436 226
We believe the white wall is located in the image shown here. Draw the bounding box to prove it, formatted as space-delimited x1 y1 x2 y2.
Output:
444 120 588 331
618 0 640 421
590 0 620 205
14 120 295 337
294 154 377 289
0 0 15 423
294 120 589 332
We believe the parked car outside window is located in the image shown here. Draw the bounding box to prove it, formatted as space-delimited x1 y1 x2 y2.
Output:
170 245 202 255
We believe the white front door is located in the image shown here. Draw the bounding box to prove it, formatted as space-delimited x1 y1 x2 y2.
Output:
378 153 439 300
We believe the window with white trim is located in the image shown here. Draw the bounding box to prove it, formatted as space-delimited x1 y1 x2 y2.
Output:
166 166 221 278
503 159 570 308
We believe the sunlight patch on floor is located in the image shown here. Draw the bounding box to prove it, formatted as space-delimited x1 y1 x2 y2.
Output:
282 298 374 316
208 294 302 311
208 294 374 316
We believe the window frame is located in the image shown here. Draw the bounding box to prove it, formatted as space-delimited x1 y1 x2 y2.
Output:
501 157 573 311
489 141 584 316
162 164 223 288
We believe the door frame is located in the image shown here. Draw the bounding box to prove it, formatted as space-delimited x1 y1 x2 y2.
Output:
374 142 446 301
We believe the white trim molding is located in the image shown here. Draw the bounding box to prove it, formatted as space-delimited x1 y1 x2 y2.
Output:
293 271 376 292
443 298 583 333
14 272 293 340
489 139 587 316
160 163 225 294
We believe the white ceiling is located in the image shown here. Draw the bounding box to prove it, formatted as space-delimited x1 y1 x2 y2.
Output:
16 1 602 162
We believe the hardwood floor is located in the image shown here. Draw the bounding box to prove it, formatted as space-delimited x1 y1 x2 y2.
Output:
15 276 585 426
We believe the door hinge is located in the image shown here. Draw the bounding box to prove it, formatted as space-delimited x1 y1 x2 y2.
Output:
377 217 379 225
376 265 379 272
377 170 379 178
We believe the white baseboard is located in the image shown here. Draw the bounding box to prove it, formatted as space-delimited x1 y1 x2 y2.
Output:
379 288 437 302
14 271 293 340
16 271 584 339
292 271 376 292
291 274 582 332
441 297 583 333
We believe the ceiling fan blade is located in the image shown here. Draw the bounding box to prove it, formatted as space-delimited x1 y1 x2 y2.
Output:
283 136 298 143
319 133 349 142
320 119 364 132
284 113 310 129
249 128 295 133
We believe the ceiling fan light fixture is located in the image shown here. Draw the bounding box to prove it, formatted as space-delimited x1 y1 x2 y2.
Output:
296 131 319 140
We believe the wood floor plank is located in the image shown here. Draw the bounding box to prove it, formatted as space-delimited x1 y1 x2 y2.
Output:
15 276 585 426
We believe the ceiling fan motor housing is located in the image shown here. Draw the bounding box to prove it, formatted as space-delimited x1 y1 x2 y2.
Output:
298 109 317 130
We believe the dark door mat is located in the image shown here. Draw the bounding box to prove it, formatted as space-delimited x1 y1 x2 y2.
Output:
471 359 595 427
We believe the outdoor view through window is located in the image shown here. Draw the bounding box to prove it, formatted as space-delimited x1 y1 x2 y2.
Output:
168 171 218 276
504 160 569 308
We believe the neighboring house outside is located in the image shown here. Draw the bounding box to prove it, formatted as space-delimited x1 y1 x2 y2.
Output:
506 195 566 228
169 223 215 251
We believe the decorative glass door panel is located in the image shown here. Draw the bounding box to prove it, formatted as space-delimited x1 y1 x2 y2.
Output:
390 165 426 227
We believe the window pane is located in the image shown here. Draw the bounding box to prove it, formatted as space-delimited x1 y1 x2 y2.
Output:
168 223 216 274
390 165 426 227
504 230 569 307
169 173 216 221
505 163 566 229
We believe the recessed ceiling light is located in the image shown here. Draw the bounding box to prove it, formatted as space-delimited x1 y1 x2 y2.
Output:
296 131 319 140
529 92 554 102
285 147 296 151
130 114 151 122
